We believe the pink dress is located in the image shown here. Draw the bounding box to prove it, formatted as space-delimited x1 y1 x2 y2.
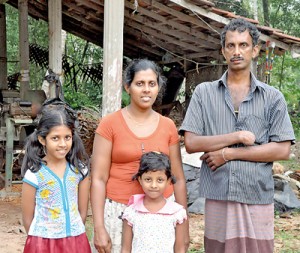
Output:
122 194 187 253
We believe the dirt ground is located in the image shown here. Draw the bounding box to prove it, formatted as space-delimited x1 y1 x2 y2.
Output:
0 143 299 253
0 187 299 253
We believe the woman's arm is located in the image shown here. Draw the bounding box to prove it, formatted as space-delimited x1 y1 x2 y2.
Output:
21 182 36 234
90 134 113 252
174 220 187 253
169 143 187 208
169 143 189 251
78 176 90 224
121 221 133 253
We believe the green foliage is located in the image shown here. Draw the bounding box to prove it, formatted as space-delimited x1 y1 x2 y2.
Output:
188 249 204 253
4 0 300 123
62 34 103 109
6 5 48 88
214 0 252 18
268 53 300 137
269 0 300 36
6 5 19 76
5 4 104 110
122 90 131 108
63 85 101 110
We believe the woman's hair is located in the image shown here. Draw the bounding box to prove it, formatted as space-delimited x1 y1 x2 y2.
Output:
133 151 176 184
220 18 260 47
123 59 166 88
21 98 89 177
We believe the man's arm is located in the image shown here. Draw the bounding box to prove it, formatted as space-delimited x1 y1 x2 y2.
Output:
185 129 292 170
201 141 291 171
184 130 256 153
226 141 291 162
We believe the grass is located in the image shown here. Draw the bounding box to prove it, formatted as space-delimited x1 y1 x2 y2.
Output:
274 210 300 253
188 249 204 253
85 216 94 242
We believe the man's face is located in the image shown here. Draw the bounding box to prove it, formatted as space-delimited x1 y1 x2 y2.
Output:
222 30 259 71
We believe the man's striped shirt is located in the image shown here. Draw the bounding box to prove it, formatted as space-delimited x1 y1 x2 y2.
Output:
179 71 295 204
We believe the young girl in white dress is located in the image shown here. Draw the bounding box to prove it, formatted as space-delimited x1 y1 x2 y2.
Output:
121 151 187 253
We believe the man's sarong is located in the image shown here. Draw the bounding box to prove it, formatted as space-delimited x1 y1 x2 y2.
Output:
204 199 274 253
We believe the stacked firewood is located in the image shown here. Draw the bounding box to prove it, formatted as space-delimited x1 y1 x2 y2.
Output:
77 108 100 157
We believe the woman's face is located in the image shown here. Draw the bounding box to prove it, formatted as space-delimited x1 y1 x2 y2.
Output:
125 69 159 110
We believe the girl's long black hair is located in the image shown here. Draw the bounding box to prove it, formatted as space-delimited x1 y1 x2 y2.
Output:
21 98 89 177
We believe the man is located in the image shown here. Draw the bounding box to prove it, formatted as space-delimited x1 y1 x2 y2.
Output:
179 18 295 253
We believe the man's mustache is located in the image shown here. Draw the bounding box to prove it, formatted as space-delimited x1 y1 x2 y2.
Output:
230 56 244 61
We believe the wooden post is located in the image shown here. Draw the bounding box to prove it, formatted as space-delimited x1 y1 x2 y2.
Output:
48 0 62 98
102 0 124 116
18 0 30 100
0 4 7 90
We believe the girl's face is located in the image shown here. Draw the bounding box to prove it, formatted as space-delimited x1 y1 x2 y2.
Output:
125 69 159 110
138 170 170 200
38 125 72 162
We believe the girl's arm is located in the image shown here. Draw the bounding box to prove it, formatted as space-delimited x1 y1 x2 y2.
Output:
78 175 90 224
174 220 187 253
121 220 133 253
21 182 36 234
169 143 190 251
90 134 112 252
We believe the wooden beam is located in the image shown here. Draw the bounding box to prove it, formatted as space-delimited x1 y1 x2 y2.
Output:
74 0 102 13
18 0 30 100
124 8 219 50
259 34 291 52
125 24 183 56
160 50 220 64
170 0 292 51
124 14 206 53
64 2 100 24
169 0 229 25
142 0 221 32
48 0 62 98
123 28 164 56
124 37 163 57
186 51 220 59
125 1 220 45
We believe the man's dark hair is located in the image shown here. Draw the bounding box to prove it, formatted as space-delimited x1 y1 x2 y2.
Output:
220 18 260 47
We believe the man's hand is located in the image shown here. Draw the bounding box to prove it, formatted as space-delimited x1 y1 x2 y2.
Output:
238 131 256 146
200 149 225 171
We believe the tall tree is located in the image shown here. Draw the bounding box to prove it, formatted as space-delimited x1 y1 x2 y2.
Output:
262 0 270 25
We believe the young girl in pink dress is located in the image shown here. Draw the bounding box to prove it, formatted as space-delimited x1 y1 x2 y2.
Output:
21 99 91 253
121 151 187 253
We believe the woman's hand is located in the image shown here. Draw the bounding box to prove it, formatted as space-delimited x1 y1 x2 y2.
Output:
94 227 112 253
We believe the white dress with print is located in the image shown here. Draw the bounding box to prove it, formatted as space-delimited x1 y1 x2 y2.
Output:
122 194 187 253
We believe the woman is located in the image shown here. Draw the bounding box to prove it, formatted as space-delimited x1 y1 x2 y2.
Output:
90 59 189 253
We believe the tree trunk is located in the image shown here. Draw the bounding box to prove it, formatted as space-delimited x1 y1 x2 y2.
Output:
262 0 270 26
252 0 258 20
